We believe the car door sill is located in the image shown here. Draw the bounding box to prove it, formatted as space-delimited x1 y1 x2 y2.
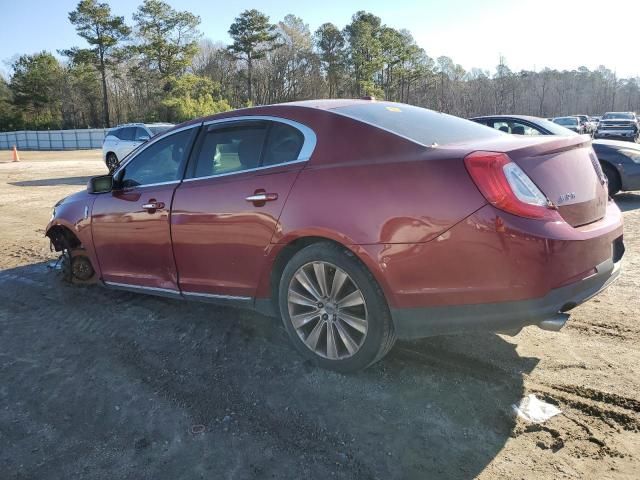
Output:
182 291 252 306
103 281 182 299
102 281 253 307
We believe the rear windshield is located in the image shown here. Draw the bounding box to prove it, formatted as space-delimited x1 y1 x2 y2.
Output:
333 102 502 146
554 117 578 126
148 125 173 136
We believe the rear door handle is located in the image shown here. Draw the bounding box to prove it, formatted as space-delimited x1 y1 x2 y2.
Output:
245 193 278 203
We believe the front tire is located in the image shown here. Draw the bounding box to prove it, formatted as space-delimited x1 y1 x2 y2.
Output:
278 242 396 372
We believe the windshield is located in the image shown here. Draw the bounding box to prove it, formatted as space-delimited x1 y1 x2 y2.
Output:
554 117 578 126
602 112 635 120
333 102 502 146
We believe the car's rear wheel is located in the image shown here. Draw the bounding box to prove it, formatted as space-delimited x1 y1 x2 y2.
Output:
278 243 395 372
602 163 621 196
106 152 119 173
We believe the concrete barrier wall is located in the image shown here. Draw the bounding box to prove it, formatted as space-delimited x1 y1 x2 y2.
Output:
0 129 107 150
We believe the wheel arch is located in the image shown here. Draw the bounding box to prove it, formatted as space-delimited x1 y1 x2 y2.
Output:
255 234 395 317
46 223 82 252
600 159 622 192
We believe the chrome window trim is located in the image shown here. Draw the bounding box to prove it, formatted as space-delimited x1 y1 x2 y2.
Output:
182 291 252 302
202 115 316 160
180 115 317 182
120 180 180 190
182 157 308 183
104 281 181 296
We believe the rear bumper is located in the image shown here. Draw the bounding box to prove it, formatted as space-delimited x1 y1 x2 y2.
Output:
391 255 622 339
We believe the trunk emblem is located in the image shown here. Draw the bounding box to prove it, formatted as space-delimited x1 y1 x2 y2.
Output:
557 192 576 204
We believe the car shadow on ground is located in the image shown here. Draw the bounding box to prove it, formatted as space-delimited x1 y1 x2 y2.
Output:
614 192 640 212
0 262 538 480
9 176 93 187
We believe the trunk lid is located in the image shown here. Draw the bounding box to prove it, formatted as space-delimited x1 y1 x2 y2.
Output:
503 136 608 227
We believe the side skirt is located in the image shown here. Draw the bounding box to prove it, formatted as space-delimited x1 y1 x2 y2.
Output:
102 281 259 310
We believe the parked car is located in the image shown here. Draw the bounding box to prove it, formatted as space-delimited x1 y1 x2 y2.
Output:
102 122 174 172
592 140 640 195
472 114 637 196
470 115 580 136
587 116 600 133
46 100 623 372
576 114 594 134
594 112 639 142
552 116 584 133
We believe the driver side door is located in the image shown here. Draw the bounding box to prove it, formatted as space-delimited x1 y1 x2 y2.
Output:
92 126 199 294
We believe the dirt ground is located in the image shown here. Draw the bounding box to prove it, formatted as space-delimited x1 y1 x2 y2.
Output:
0 149 638 479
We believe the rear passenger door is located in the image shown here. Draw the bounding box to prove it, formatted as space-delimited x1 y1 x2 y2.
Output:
171 118 314 299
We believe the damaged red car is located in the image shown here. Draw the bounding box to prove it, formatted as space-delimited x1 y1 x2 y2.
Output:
46 100 624 372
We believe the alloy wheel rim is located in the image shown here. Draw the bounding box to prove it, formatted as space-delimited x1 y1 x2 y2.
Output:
287 261 368 360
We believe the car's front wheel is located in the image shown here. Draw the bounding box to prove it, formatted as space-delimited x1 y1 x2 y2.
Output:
278 242 395 372
106 152 119 173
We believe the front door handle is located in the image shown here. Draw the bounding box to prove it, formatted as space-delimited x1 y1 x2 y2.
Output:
142 200 165 212
245 193 278 203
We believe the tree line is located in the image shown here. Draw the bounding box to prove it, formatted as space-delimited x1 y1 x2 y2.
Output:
1 0 639 132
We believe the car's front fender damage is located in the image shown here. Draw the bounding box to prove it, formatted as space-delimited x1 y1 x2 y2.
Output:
46 224 97 285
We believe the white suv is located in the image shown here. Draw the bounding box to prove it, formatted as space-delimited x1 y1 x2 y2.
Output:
102 123 174 171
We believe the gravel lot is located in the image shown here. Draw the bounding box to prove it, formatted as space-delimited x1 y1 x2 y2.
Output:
1 150 639 479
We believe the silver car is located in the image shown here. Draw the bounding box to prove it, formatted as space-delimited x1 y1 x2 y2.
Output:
102 123 174 171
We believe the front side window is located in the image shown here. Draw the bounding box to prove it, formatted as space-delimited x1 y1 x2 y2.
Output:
120 128 193 188
191 123 268 178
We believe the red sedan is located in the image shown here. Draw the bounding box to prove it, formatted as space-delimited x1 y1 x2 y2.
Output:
46 100 624 372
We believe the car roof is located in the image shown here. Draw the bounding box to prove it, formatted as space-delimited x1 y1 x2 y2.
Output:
176 99 414 129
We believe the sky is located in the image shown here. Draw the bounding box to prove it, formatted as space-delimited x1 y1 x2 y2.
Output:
1 0 639 79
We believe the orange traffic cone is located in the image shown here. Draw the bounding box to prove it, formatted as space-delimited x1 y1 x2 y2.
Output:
12 145 19 162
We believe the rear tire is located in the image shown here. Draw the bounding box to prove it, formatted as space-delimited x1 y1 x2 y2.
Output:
278 242 396 373
602 163 621 196
106 152 119 173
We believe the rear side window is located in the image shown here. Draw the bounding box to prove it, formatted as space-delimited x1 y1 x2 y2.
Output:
262 123 304 166
490 120 544 136
192 124 268 178
134 127 150 141
117 127 136 141
333 103 502 146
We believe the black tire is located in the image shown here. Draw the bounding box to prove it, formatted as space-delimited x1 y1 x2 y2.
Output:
106 152 119 173
602 163 621 196
278 242 396 373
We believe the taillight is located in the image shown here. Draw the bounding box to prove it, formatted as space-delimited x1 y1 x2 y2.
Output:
464 151 559 220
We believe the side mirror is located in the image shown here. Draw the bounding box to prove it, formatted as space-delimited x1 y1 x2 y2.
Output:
87 175 113 194
139 135 150 142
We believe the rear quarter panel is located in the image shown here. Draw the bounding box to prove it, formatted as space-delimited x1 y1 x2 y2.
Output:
274 116 487 246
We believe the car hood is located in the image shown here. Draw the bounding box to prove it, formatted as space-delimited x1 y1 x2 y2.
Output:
54 189 91 207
